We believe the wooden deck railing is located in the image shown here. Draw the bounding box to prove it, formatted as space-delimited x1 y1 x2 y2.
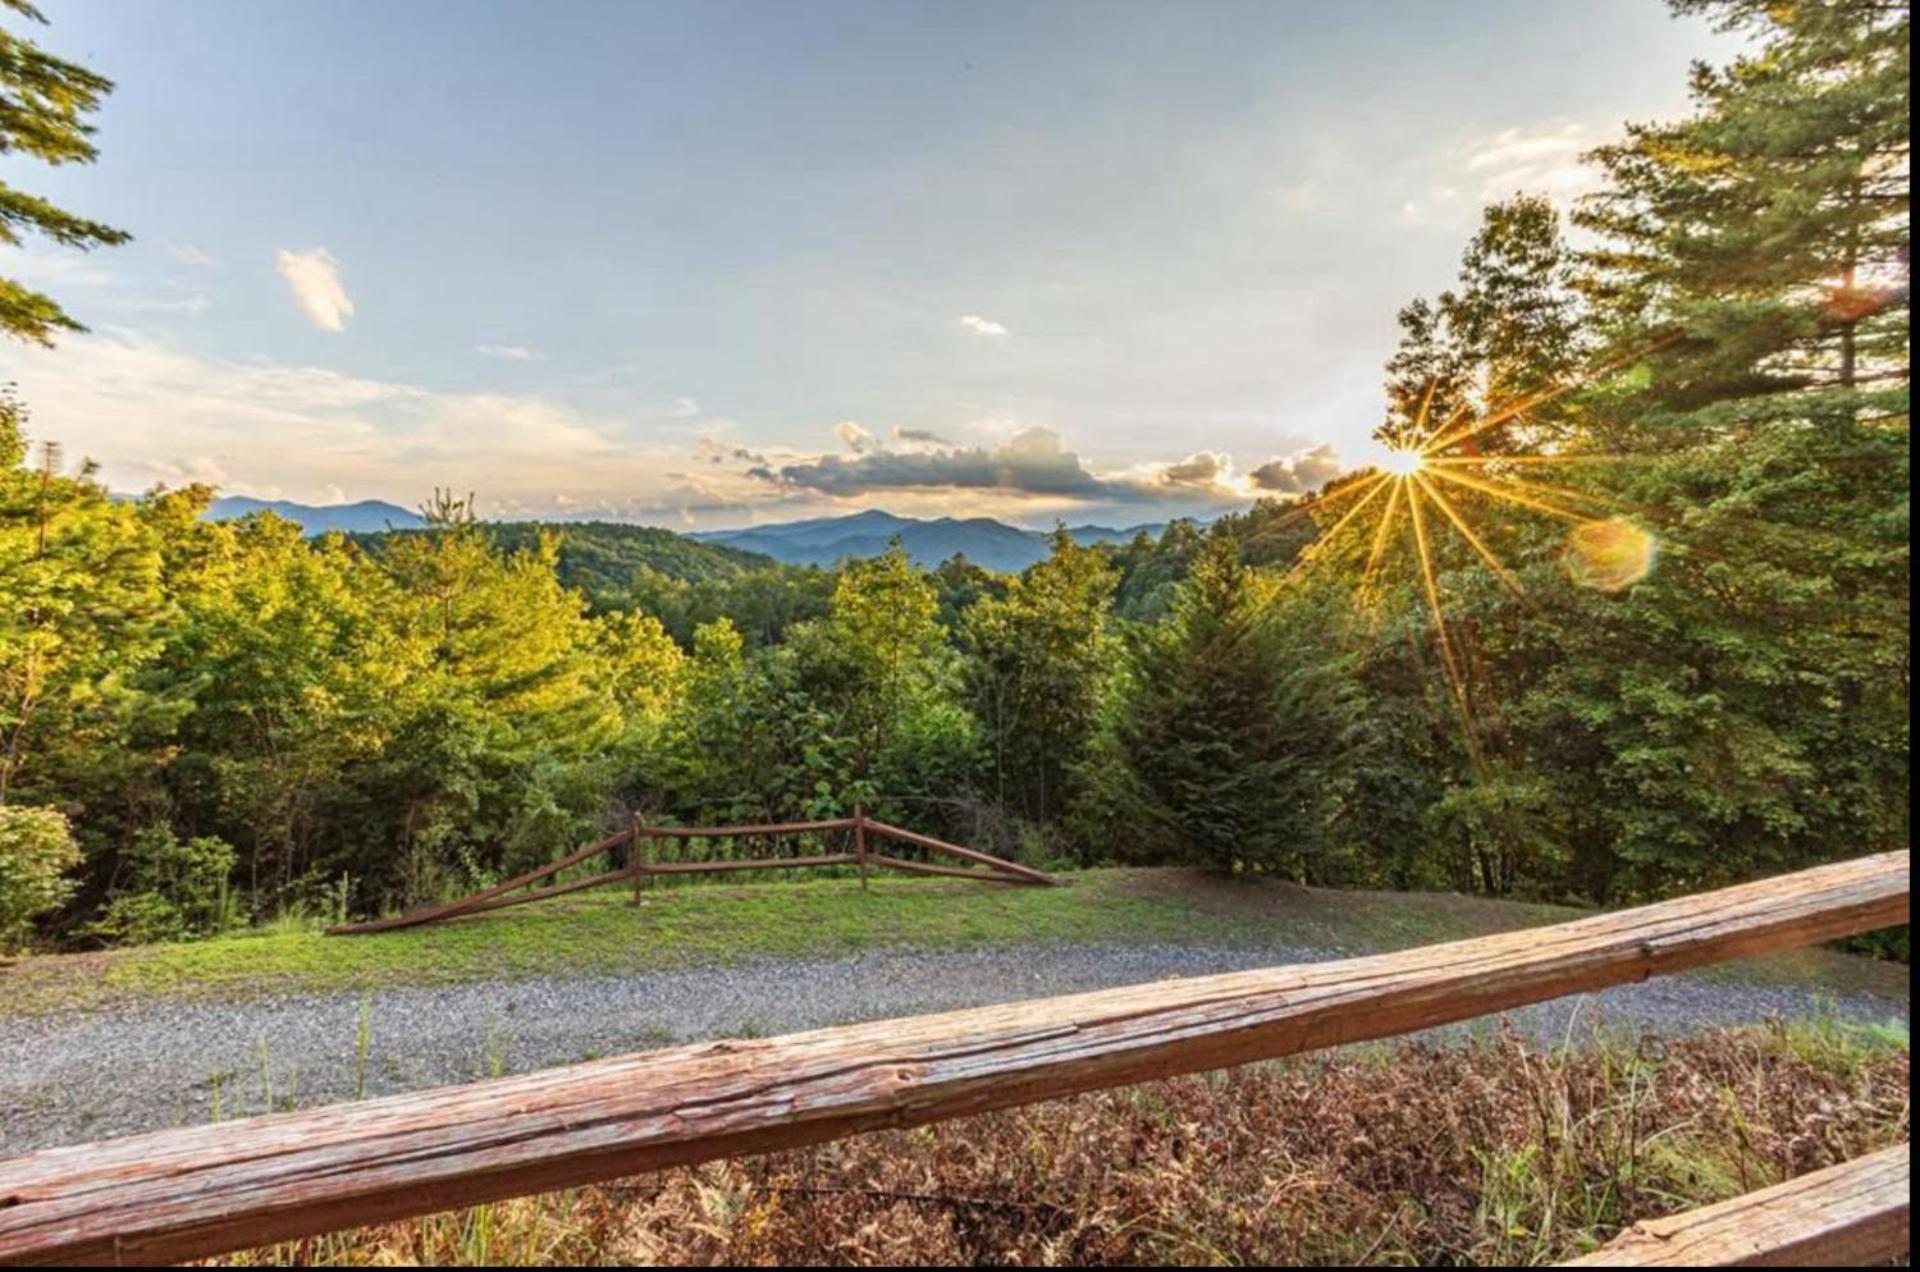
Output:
327 809 1052 935
0 850 1906 1266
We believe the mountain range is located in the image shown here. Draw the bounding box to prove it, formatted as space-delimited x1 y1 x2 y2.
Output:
205 496 426 535
199 499 1160 572
692 509 1163 571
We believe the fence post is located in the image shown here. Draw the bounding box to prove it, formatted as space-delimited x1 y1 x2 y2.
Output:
628 814 644 907
854 804 868 891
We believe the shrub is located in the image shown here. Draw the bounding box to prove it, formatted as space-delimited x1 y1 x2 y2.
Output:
86 826 239 945
0 806 81 952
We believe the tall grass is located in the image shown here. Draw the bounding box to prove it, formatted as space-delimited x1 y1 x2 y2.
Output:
209 1019 1908 1267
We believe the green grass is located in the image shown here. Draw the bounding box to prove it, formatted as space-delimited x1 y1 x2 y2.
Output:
3 868 1905 1018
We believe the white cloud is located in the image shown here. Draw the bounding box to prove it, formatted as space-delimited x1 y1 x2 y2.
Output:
959 313 1009 337
835 420 878 451
1 245 117 290
1463 121 1601 201
0 331 791 525
275 247 355 332
1273 179 1318 213
476 343 543 361
163 242 220 268
1 332 1294 529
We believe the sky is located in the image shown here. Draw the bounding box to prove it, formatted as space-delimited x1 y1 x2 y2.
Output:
0 0 1737 529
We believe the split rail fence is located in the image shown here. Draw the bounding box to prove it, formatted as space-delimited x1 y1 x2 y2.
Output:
0 850 1907 1266
326 808 1054 936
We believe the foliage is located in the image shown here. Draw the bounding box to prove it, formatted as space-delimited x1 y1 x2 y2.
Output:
1076 530 1356 876
0 0 131 344
0 802 76 948
82 824 237 944
961 530 1116 833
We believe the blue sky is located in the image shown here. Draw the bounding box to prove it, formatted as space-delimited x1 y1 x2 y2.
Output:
1 0 1733 528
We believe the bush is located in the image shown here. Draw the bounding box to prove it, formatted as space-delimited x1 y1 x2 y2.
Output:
85 826 239 945
0 806 81 952
85 891 192 946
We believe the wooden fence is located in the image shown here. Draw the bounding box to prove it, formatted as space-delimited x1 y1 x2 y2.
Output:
0 850 1906 1266
327 808 1053 935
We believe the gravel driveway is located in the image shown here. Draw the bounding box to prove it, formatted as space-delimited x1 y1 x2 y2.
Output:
1 942 1908 1155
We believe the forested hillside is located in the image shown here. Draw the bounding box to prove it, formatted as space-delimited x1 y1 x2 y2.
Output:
0 0 1907 956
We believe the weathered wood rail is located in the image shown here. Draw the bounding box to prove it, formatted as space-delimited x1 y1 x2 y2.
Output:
0 850 1904 1266
1560 1141 1909 1266
327 809 1051 935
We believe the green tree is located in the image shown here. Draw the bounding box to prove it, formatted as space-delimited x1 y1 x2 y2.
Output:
0 803 76 949
1539 0 1911 897
962 529 1116 829
1081 530 1353 875
0 0 130 344
0 392 171 820
1385 196 1589 452
1581 0 1909 398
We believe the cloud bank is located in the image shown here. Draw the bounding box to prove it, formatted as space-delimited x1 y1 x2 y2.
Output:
4 332 1355 529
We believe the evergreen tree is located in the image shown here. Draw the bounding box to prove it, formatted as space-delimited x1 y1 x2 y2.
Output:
1500 0 1913 898
0 0 130 344
1086 530 1352 875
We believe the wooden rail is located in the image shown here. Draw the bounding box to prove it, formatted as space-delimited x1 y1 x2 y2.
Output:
1560 1141 1909 1266
327 809 1050 935
0 850 1903 1266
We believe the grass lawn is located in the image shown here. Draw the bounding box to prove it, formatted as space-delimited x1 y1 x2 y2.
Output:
2 867 1905 1018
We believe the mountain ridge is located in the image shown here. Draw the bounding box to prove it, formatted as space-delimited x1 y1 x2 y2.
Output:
204 496 426 535
197 500 1163 572
693 509 1164 571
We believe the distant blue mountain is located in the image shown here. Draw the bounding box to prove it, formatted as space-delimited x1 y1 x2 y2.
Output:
693 510 1163 572
205 496 426 535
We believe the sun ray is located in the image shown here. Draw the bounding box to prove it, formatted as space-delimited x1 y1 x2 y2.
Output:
1423 464 1590 522
1414 472 1526 598
1285 472 1392 575
1426 453 1625 468
1360 478 1406 597
1426 462 1629 521
1405 480 1482 762
1238 469 1390 555
1418 333 1682 458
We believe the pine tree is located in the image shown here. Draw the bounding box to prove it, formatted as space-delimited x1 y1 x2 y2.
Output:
1091 530 1351 876
1496 0 1914 898
0 0 130 344
1579 0 1909 400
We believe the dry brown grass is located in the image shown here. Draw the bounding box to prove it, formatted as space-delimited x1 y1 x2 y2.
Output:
215 1020 1909 1266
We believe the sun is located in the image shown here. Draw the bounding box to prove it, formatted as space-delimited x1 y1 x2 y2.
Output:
1381 448 1426 477
1236 335 1678 772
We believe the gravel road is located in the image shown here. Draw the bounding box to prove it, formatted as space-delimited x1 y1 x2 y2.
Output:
1 942 1907 1155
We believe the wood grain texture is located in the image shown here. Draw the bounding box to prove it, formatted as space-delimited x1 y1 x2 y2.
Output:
1560 1141 1909 1266
0 851 1904 1267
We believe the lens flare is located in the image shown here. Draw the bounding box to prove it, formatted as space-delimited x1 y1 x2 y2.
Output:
1273 336 1673 776
1562 517 1656 592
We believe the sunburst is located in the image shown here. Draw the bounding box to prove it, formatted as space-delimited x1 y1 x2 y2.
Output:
1268 338 1672 765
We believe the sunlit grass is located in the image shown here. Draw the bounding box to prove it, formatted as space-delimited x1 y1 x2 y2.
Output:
5 868 1902 1018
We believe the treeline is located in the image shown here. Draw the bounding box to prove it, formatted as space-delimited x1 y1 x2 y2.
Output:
0 0 1907 950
